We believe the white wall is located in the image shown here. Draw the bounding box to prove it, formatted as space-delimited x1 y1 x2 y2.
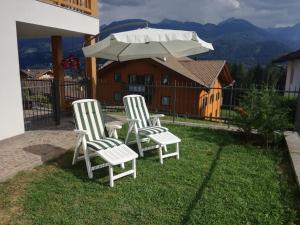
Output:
285 60 300 92
0 0 99 140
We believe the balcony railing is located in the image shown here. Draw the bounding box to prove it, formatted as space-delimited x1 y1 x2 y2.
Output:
40 0 98 17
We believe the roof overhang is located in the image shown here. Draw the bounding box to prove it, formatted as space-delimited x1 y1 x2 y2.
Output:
17 21 88 38
273 50 300 63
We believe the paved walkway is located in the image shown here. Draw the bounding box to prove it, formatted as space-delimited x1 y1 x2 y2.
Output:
284 131 300 188
0 115 124 183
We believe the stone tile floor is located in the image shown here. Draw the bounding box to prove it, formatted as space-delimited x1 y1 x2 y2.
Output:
0 115 125 182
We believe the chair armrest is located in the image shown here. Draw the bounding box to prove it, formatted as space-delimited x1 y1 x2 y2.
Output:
106 124 122 139
74 129 88 136
105 124 122 130
149 114 165 118
127 118 141 123
149 114 164 126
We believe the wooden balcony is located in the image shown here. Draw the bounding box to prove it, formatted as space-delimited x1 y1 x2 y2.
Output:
39 0 98 17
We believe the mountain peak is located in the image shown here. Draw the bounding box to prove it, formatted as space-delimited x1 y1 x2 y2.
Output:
160 18 182 24
219 17 254 27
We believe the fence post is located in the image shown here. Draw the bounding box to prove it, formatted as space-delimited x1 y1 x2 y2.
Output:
228 84 234 128
52 79 61 125
295 87 300 132
173 80 177 123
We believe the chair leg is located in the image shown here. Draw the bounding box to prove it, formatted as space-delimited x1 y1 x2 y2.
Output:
72 138 82 165
109 165 114 187
125 131 130 144
132 159 136 178
136 133 144 157
163 145 168 152
176 143 180 160
83 146 93 179
120 163 125 169
159 147 163 164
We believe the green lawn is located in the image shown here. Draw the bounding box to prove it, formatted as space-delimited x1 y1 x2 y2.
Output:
1 125 299 225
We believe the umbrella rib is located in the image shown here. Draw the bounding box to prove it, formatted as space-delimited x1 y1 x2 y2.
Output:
117 43 131 61
159 42 172 56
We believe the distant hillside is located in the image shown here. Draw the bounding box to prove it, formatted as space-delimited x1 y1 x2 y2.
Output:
18 18 300 68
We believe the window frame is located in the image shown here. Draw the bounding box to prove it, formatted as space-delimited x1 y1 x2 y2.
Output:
114 72 121 82
210 94 214 104
203 96 208 107
161 96 171 106
114 92 122 102
161 74 170 85
216 92 220 101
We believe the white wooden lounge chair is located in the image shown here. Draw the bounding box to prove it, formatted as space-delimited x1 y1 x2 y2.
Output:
123 95 181 164
72 99 138 187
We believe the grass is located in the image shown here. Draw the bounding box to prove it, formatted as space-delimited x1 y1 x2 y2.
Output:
0 125 299 225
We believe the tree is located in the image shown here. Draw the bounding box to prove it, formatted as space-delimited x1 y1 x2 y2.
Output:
229 63 246 85
235 86 289 148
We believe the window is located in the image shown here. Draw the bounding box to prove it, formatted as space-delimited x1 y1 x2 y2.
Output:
210 94 214 104
114 72 121 82
202 97 208 107
215 109 218 117
216 92 220 101
128 74 153 85
114 92 122 102
161 96 171 106
128 74 154 105
161 74 170 85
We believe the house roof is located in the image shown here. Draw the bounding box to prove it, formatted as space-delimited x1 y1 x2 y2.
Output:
151 57 208 86
273 50 300 63
179 60 228 87
20 69 53 79
100 57 232 88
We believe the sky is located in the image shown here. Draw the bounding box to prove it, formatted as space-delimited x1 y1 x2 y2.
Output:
98 0 300 28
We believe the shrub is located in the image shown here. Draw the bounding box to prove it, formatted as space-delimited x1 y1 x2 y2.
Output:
279 97 297 128
235 86 290 147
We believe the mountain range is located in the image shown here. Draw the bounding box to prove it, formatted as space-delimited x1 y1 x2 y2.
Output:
18 18 300 68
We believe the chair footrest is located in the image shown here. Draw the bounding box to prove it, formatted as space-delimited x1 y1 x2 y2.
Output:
162 152 179 159
148 132 181 145
113 169 135 180
98 144 138 166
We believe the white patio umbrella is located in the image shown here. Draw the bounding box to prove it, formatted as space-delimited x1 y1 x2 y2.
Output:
82 28 214 61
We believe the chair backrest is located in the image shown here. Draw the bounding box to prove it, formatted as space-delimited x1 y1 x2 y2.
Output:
123 95 150 129
72 99 106 141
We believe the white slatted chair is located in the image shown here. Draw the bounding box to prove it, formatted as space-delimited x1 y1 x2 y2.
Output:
72 99 138 187
123 95 180 164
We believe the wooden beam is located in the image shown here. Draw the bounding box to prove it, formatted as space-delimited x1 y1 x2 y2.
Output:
85 35 97 98
51 36 65 111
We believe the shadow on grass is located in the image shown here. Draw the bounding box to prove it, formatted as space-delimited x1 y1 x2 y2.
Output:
181 144 224 225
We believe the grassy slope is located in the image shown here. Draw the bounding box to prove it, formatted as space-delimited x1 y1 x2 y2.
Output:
0 125 299 225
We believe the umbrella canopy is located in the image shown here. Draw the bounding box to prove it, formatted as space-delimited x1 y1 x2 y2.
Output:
82 28 214 61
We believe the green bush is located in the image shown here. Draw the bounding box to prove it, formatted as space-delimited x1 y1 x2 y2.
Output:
279 97 297 128
235 87 290 147
30 95 50 104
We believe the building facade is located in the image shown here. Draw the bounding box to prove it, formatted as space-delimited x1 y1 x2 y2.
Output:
98 57 232 118
273 50 300 92
0 0 99 140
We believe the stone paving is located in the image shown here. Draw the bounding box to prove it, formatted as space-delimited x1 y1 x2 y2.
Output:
284 131 300 188
0 115 125 183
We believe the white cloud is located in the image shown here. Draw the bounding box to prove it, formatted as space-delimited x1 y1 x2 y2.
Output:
98 0 300 28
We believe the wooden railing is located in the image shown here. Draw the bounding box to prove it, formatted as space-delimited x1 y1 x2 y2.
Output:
40 0 98 16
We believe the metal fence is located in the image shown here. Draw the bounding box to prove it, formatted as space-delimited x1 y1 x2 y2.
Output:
21 79 56 129
21 78 90 129
98 82 300 126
